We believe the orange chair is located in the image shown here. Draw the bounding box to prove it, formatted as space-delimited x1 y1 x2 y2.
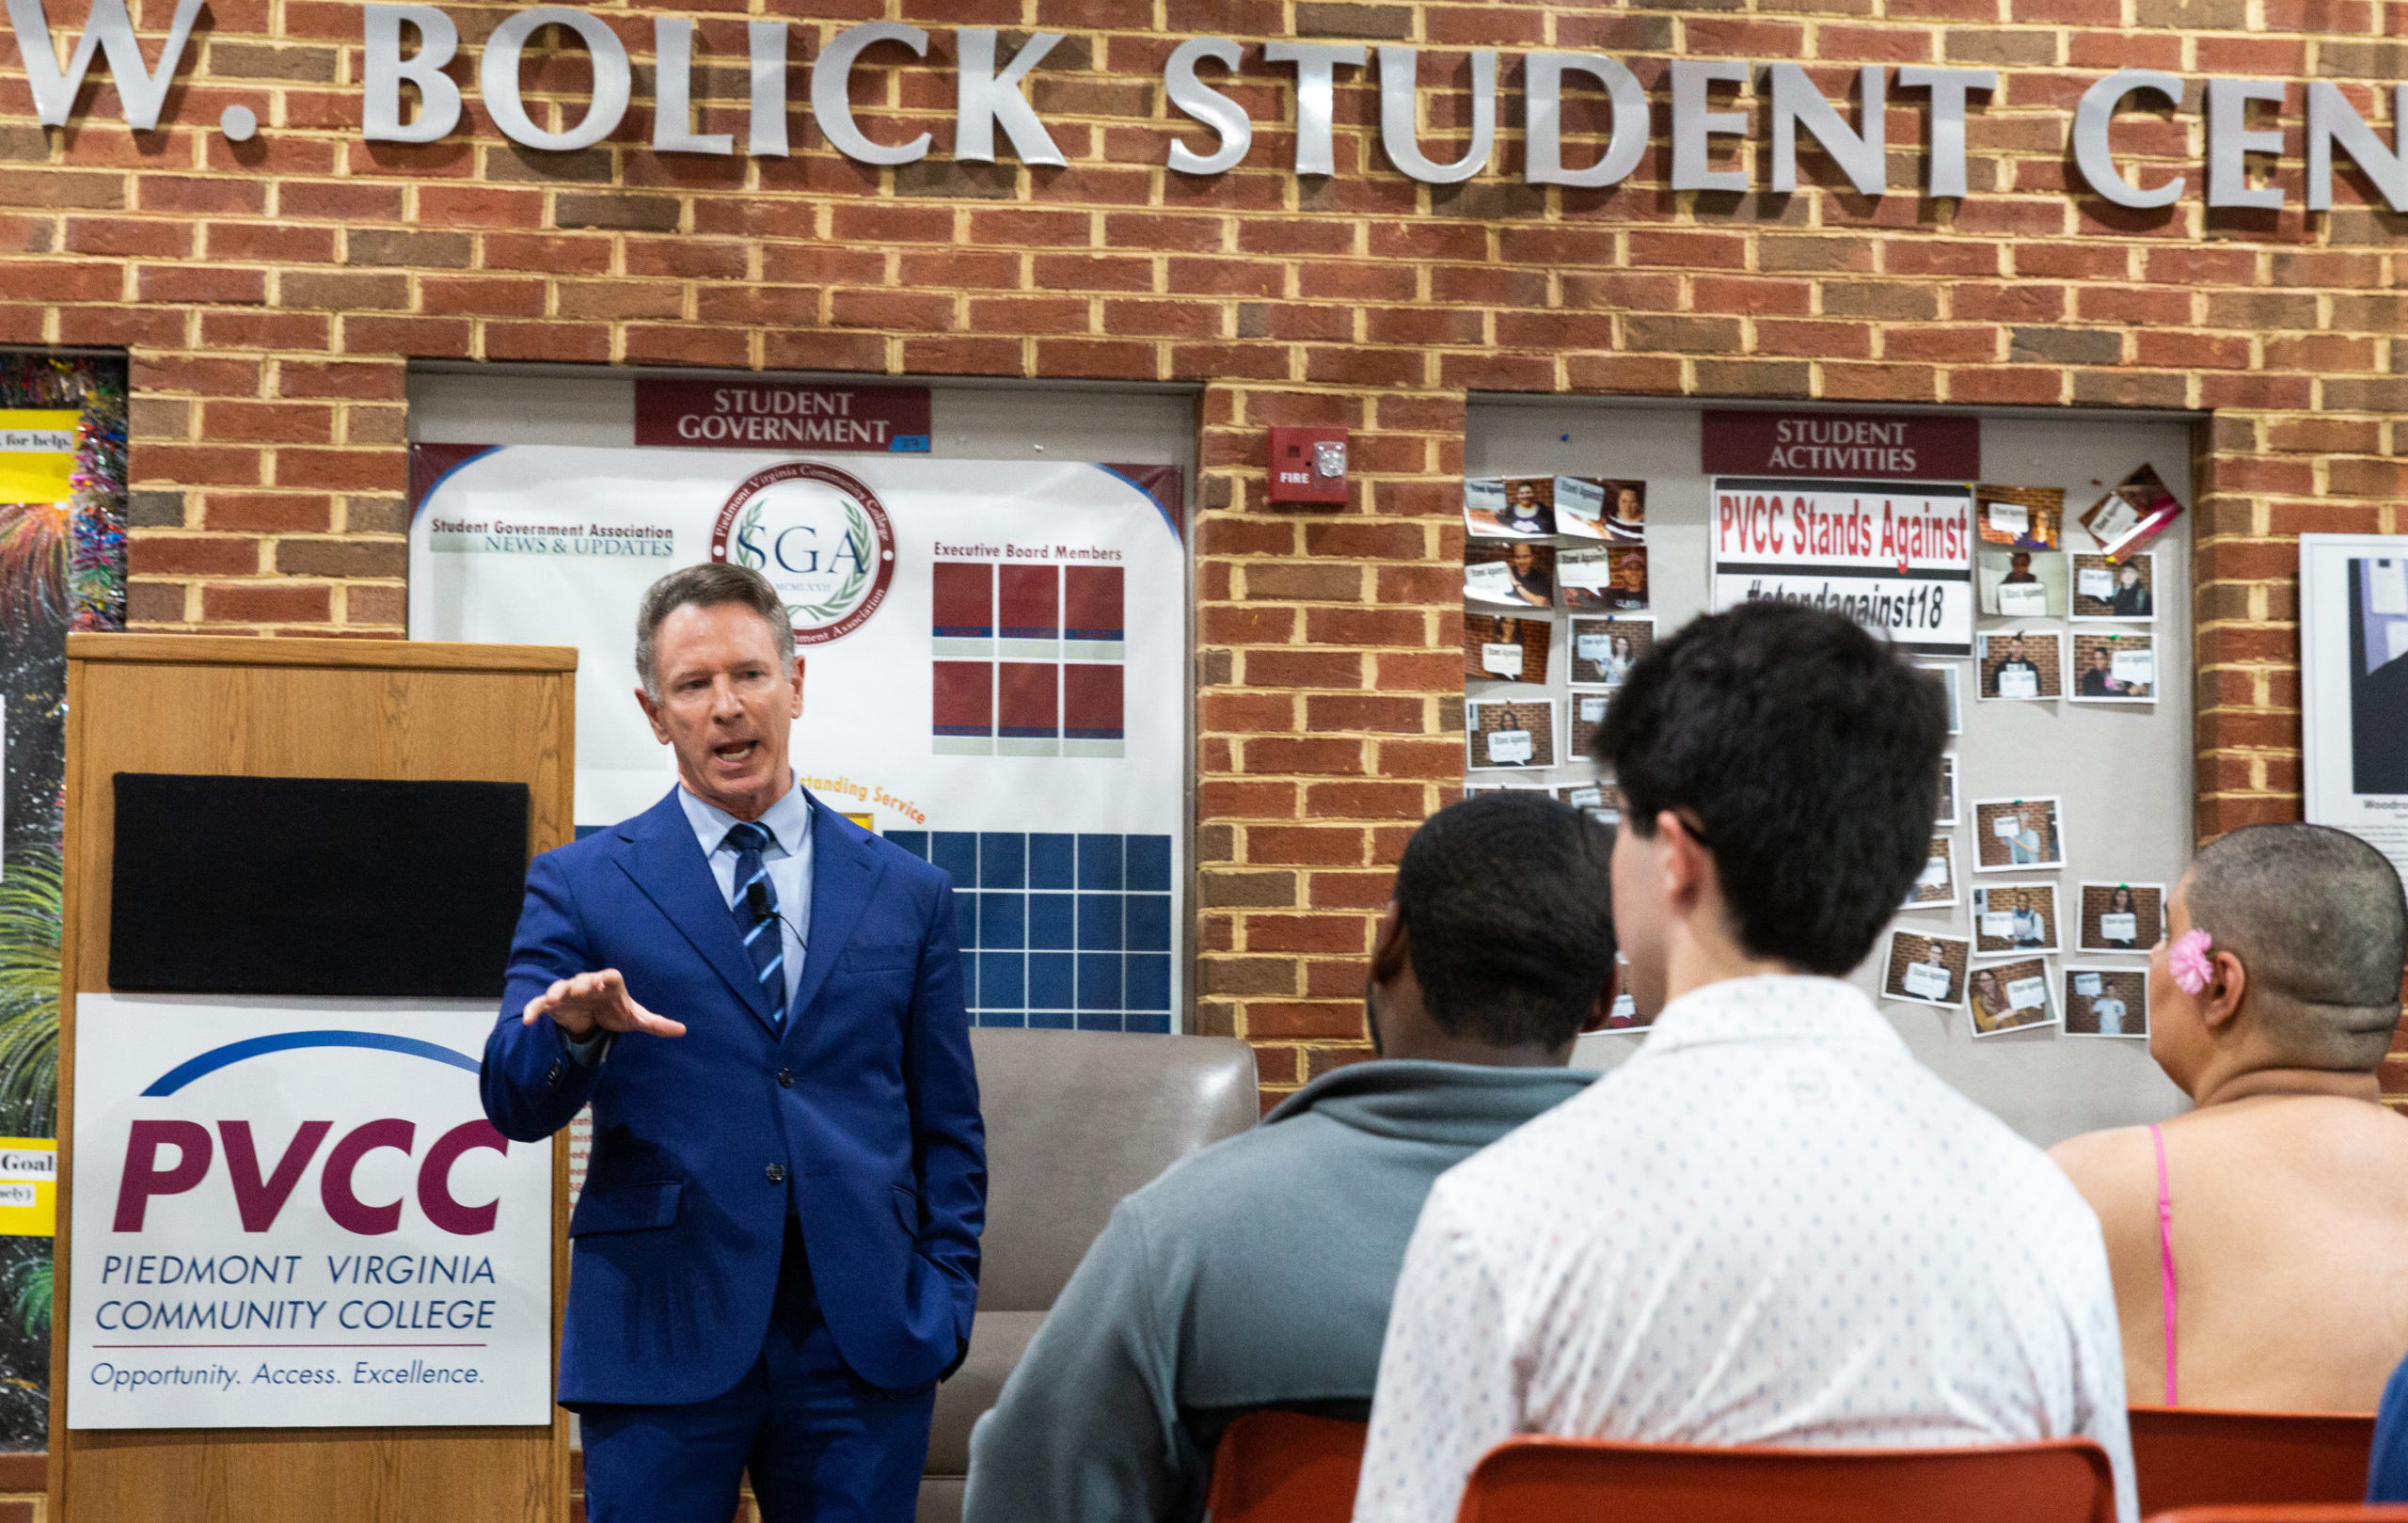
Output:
1204 1411 1369 1523
2129 1407 2378 1516
1451 1436 2118 1523
2146 1510 2408 1522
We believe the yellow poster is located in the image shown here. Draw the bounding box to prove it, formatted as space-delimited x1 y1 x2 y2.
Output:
0 1138 54 1236
0 409 78 504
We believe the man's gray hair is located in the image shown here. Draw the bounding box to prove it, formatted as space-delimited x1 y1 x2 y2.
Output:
2188 822 2408 1070
634 563 797 696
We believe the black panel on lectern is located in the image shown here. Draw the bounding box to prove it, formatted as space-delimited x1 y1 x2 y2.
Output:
109 773 531 998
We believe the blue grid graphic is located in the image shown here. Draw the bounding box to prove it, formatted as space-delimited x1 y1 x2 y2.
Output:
885 832 1174 1032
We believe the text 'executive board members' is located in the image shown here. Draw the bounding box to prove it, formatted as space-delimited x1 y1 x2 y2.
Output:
481 563 985 1523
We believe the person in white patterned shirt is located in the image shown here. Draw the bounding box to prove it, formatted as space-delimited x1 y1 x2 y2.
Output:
1353 601 2136 1523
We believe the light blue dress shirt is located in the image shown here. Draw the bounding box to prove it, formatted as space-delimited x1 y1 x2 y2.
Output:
676 778 816 1007
564 779 816 1067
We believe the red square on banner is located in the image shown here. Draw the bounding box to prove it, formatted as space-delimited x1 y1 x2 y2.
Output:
998 663 1058 739
931 562 993 638
999 564 1058 640
931 662 991 737
1065 565 1123 645
1064 664 1123 740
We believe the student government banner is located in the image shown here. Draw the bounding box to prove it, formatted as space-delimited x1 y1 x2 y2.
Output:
409 446 1188 1035
67 996 553 1429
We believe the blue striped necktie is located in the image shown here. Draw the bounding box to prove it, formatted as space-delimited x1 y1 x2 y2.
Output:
723 820 786 1017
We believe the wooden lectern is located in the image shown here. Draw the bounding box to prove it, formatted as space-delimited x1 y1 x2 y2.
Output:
51 634 578 1523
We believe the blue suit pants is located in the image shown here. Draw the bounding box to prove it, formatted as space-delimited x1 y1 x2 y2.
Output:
578 1221 937 1523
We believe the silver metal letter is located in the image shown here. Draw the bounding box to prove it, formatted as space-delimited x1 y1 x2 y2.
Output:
2306 79 2408 213
2207 76 2284 208
1769 62 1885 196
482 7 629 151
362 4 461 144
748 21 787 158
956 27 1066 167
1670 58 1749 192
1264 40 1366 175
653 17 732 155
5 0 204 130
2072 68 2184 209
1524 52 1648 189
811 21 929 166
1164 36 1250 174
1897 66 1993 198
1375 46 1496 183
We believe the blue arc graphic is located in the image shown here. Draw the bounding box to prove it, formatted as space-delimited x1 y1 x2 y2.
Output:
142 1031 481 1097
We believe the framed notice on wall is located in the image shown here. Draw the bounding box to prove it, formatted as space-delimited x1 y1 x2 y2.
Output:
2302 533 2408 885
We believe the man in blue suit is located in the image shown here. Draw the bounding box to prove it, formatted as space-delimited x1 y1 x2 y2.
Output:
482 563 984 1523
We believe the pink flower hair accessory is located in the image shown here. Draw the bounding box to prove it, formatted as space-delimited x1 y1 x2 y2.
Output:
2168 928 2215 995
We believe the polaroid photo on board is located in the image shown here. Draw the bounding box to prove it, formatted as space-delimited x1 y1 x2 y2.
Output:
1569 690 1612 757
1972 796 2067 873
1551 477 1646 543
1977 628 2064 702
1917 663 1963 735
1972 881 2061 957
1904 834 1958 911
1466 697 1556 771
1558 782 1619 827
1884 929 1970 1008
1465 477 1556 538
2079 881 2165 953
1570 615 1655 688
2064 965 2148 1039
2071 551 2156 621
1937 754 1958 824
1975 484 2065 550
2070 628 2156 704
2081 463 2184 562
1978 547 2067 619
1464 611 1552 685
1969 956 2055 1037
1465 541 1556 610
1560 546 1648 611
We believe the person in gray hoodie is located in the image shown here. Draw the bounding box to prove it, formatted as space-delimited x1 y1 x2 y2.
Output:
961 791 1618 1523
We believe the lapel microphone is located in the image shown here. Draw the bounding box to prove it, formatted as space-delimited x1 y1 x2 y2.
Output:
747 880 772 922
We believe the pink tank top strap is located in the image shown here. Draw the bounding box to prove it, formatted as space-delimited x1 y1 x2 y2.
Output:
2148 1122 2178 1407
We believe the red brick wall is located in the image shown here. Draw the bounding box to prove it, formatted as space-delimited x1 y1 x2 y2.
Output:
5 0 2390 1093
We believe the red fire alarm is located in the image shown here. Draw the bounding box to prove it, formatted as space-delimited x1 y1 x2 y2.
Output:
1266 425 1349 505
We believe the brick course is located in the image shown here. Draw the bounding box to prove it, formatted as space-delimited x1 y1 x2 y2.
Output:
3 0 2395 1093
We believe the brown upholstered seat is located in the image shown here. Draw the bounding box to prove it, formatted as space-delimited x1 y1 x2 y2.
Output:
916 1027 1259 1523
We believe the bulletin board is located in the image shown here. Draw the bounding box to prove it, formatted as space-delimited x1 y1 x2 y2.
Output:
1468 399 2194 1147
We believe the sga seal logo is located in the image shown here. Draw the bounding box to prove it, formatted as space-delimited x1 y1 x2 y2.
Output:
709 463 896 645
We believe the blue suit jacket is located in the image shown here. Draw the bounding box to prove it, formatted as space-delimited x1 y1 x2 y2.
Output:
481 787 985 1404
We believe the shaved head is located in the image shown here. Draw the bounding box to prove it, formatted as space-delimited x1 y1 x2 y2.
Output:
2188 824 2407 1070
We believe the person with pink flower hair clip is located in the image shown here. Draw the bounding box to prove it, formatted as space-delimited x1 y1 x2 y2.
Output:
2051 823 2408 1414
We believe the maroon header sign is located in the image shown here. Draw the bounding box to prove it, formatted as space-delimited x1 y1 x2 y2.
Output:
1702 410 1980 482
634 379 932 452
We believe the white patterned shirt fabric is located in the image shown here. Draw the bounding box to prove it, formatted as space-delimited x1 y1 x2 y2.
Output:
1352 975 2135 1523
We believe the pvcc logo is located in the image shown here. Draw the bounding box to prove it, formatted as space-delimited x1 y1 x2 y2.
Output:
709 462 897 646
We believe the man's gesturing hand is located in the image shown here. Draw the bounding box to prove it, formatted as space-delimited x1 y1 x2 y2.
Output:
522 970 689 1039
